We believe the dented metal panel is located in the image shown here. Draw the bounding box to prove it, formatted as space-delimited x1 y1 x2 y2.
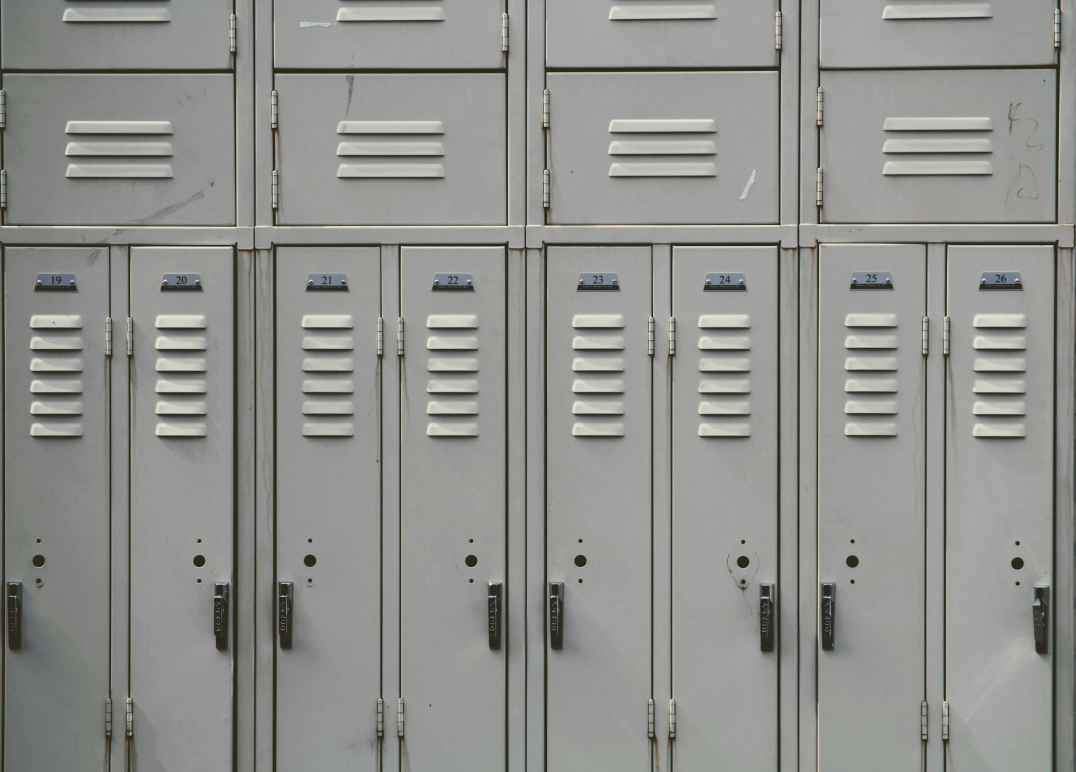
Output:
820 0 1057 68
275 74 506 225
2 0 234 70
671 247 779 771
818 245 927 772
946 245 1054 772
3 75 235 226
546 72 778 224
275 0 505 69
820 69 1056 223
399 247 507 771
547 0 779 68
129 247 234 772
3 247 111 772
275 248 382 772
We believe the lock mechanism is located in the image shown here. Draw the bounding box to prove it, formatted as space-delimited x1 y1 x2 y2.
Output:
760 584 776 653
821 583 836 652
488 582 503 651
213 582 230 651
278 581 294 650
6 581 22 651
549 582 565 651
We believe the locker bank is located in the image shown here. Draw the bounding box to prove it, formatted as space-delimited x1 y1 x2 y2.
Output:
0 2 1072 772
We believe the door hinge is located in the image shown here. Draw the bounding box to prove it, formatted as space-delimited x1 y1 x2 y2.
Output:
542 169 551 209
941 701 950 742
816 86 824 127
815 167 824 208
271 169 280 211
921 316 930 356
647 698 656 740
775 10 784 50
542 89 551 129
0 169 8 211
668 699 678 740
105 697 114 739
105 316 113 358
501 12 510 53
396 699 406 739
647 316 656 357
667 316 677 357
125 317 134 358
942 316 951 357
920 700 929 742
124 697 134 739
376 697 385 740
376 316 385 358
228 13 237 54
396 317 405 357
1055 8 1062 50
270 89 280 130
0 89 8 130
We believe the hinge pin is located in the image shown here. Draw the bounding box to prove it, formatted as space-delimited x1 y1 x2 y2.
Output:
815 167 824 208
942 316 951 357
105 697 113 739
647 698 656 740
0 170 8 211
667 317 677 357
228 13 237 54
271 169 280 211
542 89 551 129
920 701 929 742
396 699 406 739
816 87 824 128
775 10 784 51
668 699 678 740
542 169 551 210
270 90 280 130
125 317 134 358
0 89 7 130
376 316 385 358
941 701 951 742
376 697 385 740
921 316 930 356
647 316 656 357
396 317 405 357
125 697 134 739
105 316 113 358
1055 8 1062 50
501 12 510 53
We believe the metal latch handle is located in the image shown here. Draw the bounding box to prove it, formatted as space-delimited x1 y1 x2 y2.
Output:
549 582 565 651
760 584 776 653
6 581 22 651
821 583 836 652
278 581 294 650
488 582 503 651
1033 585 1050 655
213 582 230 651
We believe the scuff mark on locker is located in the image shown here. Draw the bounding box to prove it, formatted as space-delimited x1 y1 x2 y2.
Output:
133 189 207 225
739 169 757 201
345 76 355 115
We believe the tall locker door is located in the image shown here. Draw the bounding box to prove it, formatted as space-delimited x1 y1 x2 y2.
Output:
3 248 111 772
2 0 234 70
274 0 504 69
670 247 778 771
399 247 507 770
546 0 778 68
945 246 1054 771
129 247 234 772
817 245 927 772
275 249 382 772
820 0 1056 68
546 247 653 770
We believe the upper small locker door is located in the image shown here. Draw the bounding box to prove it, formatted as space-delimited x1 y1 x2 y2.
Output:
547 0 779 68
3 0 235 70
275 0 506 69
820 0 1058 68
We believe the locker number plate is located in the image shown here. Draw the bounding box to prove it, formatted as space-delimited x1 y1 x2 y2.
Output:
34 273 77 292
704 272 747 291
980 272 1023 291
161 273 203 291
432 273 474 291
307 273 349 291
850 272 893 290
578 273 619 291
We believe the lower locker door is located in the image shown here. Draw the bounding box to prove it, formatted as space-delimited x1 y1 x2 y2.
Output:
545 247 653 771
945 246 1054 771
129 247 234 771
4 248 111 772
399 247 507 770
275 248 382 771
670 247 778 770
817 245 927 771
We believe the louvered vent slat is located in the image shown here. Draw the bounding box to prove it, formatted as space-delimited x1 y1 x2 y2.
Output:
153 313 211 439
697 313 752 438
843 312 900 438
28 314 84 439
300 314 355 438
971 312 1028 438
337 120 446 179
882 116 993 177
426 314 480 438
608 118 717 178
571 313 625 438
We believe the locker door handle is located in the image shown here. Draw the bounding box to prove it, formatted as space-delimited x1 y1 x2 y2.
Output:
1033 585 1050 655
549 582 565 651
488 582 503 651
821 583 836 651
760 584 776 653
6 581 22 651
278 581 294 650
213 582 230 652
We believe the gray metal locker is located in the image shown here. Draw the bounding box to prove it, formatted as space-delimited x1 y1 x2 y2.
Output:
2 0 234 70
546 0 779 68
3 248 111 772
819 0 1057 68
275 249 382 772
275 74 506 226
670 247 779 771
274 0 505 70
817 245 927 772
2 75 236 226
129 247 234 772
819 69 1057 223
546 72 779 225
399 247 507 770
945 245 1054 771
546 246 653 770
